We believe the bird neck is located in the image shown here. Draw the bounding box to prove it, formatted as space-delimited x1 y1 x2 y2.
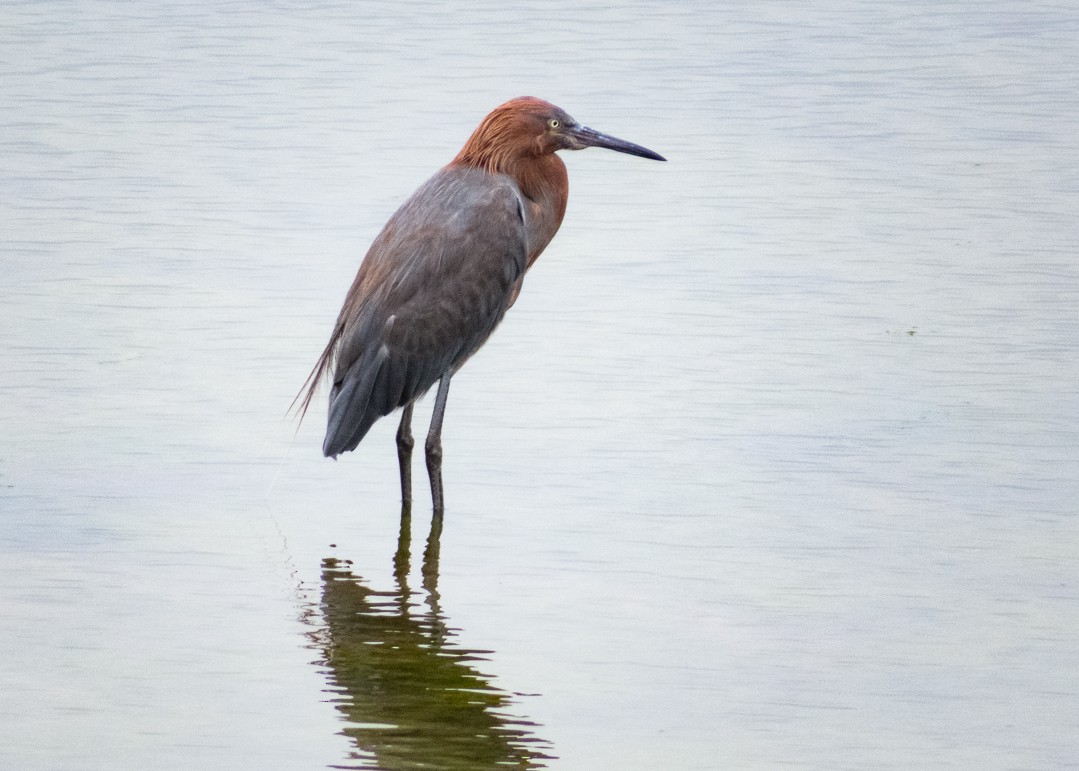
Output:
512 154 568 210
449 152 568 265
513 155 569 265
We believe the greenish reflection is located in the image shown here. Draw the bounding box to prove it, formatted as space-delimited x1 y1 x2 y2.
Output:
315 511 553 770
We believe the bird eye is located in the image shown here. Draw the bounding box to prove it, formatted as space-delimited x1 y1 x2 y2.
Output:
548 118 561 130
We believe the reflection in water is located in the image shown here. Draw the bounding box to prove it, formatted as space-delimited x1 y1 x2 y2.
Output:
312 512 553 770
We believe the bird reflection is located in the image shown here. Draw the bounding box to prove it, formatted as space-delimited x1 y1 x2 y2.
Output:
313 512 552 770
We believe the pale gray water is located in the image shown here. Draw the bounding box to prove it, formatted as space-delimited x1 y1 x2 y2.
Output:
2 1 1078 769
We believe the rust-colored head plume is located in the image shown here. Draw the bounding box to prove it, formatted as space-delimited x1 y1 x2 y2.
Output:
451 97 569 174
451 96 665 175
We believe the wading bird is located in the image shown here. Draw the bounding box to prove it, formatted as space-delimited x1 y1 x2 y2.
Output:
296 97 664 514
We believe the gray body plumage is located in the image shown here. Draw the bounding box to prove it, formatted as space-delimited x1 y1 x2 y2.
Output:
322 167 529 457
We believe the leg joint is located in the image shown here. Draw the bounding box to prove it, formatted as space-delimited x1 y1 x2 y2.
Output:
425 437 442 465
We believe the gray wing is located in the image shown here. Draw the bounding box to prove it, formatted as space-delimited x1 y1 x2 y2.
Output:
320 167 528 457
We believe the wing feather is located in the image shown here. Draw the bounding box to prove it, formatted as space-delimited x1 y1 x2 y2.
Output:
299 167 529 457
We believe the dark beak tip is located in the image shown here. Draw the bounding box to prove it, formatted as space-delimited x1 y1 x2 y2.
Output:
633 148 667 162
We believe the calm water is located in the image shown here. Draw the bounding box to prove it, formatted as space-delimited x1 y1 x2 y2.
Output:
3 1 1078 768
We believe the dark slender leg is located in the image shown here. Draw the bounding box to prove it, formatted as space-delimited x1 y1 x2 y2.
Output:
396 403 415 511
425 374 452 516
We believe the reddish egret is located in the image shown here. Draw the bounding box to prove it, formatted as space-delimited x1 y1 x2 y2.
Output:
297 97 664 514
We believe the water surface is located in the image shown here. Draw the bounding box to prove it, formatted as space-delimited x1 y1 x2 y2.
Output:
2 1 1078 768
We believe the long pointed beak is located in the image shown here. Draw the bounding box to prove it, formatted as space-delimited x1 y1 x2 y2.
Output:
569 125 666 161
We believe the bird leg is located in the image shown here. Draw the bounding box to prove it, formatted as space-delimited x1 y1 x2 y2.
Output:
396 403 415 511
425 374 452 516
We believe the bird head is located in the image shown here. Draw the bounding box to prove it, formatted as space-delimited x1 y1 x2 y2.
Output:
453 97 665 172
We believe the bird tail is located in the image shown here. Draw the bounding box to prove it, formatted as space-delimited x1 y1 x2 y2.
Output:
321 345 390 457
